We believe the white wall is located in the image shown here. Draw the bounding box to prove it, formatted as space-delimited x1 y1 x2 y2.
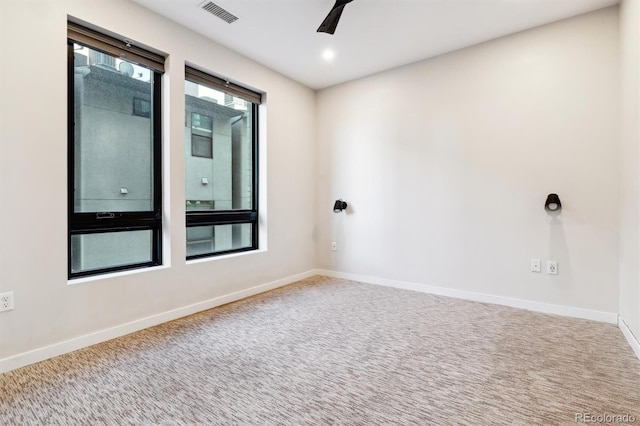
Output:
316 7 621 314
619 0 640 339
0 0 316 360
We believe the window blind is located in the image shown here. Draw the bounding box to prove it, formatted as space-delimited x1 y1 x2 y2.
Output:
68 21 165 73
185 66 262 104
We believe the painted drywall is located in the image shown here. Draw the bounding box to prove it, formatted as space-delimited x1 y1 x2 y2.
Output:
619 0 640 340
0 0 316 359
316 7 621 314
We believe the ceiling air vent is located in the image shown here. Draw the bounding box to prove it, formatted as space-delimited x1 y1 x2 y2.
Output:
201 1 239 24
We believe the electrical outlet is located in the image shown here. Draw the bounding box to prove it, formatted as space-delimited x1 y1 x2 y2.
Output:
331 242 337 252
547 261 558 275
530 259 541 273
0 292 14 312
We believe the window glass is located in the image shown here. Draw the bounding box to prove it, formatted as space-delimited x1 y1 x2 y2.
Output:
73 43 154 213
185 80 253 212
71 230 153 274
186 224 253 257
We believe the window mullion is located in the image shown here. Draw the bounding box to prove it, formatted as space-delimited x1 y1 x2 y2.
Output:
70 217 161 234
186 211 257 227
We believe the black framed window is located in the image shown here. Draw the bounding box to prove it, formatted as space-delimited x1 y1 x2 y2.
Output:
68 22 164 278
184 66 261 259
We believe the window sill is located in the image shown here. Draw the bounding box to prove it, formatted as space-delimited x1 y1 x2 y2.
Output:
68 265 170 286
186 248 266 265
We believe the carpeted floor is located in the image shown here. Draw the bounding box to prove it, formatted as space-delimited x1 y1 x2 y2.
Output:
1 275 639 425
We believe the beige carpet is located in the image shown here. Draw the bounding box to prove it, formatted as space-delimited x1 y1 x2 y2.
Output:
1 275 639 425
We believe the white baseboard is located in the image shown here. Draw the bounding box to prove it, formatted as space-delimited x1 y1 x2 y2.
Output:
2 269 629 374
0 270 316 374
618 316 640 361
314 269 619 324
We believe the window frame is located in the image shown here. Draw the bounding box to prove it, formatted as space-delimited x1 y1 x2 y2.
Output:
185 66 261 260
67 24 164 279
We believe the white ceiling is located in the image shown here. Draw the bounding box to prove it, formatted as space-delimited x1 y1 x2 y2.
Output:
132 0 619 90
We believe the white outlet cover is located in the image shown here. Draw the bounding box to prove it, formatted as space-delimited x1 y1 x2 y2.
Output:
531 259 541 273
547 260 558 275
0 291 14 312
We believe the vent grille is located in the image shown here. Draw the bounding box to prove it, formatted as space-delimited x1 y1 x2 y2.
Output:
201 2 239 24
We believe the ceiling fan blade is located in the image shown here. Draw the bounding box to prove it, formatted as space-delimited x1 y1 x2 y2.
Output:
317 0 354 34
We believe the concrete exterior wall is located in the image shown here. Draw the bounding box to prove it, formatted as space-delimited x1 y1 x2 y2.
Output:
231 115 253 211
75 65 153 213
184 96 238 210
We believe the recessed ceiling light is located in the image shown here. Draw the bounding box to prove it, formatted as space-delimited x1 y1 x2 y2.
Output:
322 49 335 62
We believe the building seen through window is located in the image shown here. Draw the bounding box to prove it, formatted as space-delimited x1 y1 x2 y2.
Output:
184 72 259 259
